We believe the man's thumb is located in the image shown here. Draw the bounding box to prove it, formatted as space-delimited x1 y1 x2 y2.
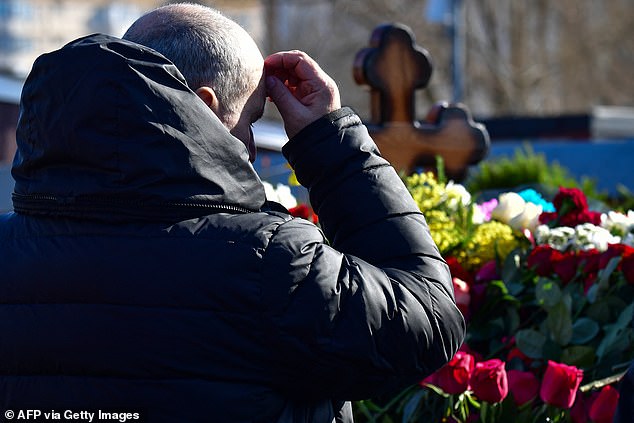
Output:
266 76 299 115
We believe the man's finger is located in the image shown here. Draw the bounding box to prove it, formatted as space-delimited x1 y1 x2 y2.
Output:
264 51 322 82
266 76 299 112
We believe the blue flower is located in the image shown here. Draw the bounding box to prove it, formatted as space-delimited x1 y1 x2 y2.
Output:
518 189 555 212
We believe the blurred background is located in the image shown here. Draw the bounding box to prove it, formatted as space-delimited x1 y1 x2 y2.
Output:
1 0 633 210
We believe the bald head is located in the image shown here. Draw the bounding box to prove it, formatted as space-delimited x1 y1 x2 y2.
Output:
123 3 263 121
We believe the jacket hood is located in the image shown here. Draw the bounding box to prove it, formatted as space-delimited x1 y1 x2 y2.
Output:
12 34 266 221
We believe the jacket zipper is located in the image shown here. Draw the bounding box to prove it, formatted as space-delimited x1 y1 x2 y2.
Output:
12 193 255 215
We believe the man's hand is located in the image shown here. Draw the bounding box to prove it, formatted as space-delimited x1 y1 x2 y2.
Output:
264 50 341 139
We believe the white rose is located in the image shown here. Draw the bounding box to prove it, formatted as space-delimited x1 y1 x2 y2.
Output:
491 192 526 224
509 202 543 232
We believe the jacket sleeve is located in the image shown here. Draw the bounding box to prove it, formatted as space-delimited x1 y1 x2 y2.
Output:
261 107 465 400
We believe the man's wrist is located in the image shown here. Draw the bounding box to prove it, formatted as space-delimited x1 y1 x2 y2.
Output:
282 107 356 158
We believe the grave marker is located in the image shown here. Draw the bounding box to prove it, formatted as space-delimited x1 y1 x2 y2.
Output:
353 23 489 180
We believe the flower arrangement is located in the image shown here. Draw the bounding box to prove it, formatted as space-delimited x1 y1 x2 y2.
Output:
267 168 634 422
353 173 634 423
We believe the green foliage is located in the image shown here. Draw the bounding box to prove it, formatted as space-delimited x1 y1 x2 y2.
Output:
611 185 634 212
465 144 598 197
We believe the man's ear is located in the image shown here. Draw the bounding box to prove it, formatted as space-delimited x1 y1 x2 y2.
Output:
195 86 221 116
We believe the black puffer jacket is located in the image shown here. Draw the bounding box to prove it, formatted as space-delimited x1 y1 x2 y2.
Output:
0 34 465 422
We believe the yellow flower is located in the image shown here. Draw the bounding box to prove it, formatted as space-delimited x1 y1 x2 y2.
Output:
457 221 519 271
405 172 445 213
424 210 462 254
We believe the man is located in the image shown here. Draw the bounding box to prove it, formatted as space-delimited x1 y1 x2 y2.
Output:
122 3 268 163
0 3 465 422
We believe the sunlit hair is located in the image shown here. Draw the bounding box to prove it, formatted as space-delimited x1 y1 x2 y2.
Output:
123 3 252 120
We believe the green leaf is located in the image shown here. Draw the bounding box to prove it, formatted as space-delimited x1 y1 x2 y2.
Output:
586 283 600 304
536 278 562 309
570 318 600 344
455 394 469 422
489 280 509 296
506 281 525 297
547 299 573 346
480 401 489 423
587 300 612 324
597 256 622 288
597 302 634 360
502 248 524 287
363 400 383 412
561 345 596 368
401 390 425 423
516 329 547 359
505 306 521 334
542 338 563 362
615 301 634 328
424 383 449 398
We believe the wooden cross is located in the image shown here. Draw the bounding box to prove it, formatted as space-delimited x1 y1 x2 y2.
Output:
353 23 490 180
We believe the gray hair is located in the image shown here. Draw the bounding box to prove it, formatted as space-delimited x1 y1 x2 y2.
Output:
123 3 252 119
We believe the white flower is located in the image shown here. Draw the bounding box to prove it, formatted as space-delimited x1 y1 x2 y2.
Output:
491 192 527 223
536 225 576 251
574 223 621 252
444 181 471 209
601 210 634 238
509 202 543 233
535 224 552 244
535 223 621 252
262 181 297 210
472 204 485 225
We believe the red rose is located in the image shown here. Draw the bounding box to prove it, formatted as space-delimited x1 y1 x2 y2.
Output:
527 245 563 276
553 252 580 284
553 187 588 214
507 370 539 406
580 210 602 225
459 343 484 363
559 210 602 227
588 385 619 423
540 360 584 409
419 372 437 387
469 359 508 403
599 245 624 269
577 249 601 287
539 211 558 225
570 391 590 423
453 277 470 319
541 188 601 227
434 351 474 395
599 243 634 269
578 249 601 274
